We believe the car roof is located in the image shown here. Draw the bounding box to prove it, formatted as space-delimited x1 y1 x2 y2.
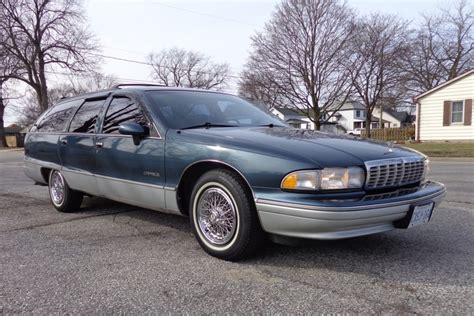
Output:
55 85 234 105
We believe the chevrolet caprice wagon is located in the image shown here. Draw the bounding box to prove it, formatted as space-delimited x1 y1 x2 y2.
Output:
24 84 447 260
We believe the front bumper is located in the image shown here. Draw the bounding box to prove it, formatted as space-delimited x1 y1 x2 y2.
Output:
255 181 447 240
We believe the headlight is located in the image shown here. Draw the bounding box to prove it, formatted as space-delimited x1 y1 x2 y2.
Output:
281 167 365 191
422 159 430 179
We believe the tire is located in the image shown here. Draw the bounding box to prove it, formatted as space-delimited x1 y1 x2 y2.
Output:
189 169 265 261
48 170 83 213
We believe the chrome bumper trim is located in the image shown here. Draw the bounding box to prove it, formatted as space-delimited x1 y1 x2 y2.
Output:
255 183 446 212
255 182 446 240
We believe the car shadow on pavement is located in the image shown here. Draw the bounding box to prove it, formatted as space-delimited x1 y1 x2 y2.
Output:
248 232 470 287
79 196 190 232
78 197 469 287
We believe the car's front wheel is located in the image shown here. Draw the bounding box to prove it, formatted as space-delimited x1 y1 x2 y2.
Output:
189 169 265 261
48 170 83 212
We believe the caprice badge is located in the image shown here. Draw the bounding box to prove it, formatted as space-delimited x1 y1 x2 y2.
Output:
143 171 160 177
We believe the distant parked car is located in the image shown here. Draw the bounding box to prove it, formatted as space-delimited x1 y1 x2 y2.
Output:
347 128 363 136
24 84 446 260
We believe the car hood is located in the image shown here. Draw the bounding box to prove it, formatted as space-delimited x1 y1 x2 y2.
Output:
176 127 422 168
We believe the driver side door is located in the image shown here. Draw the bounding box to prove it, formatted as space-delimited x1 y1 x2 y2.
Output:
94 94 169 212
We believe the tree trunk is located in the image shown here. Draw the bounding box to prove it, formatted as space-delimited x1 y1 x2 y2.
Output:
39 85 49 112
380 105 384 129
365 112 372 138
38 54 49 112
315 120 321 130
0 81 7 147
34 85 49 113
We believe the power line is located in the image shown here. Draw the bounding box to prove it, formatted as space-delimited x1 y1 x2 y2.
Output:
87 52 242 80
151 2 258 28
43 70 238 94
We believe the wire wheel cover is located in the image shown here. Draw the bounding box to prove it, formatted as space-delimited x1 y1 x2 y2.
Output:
197 187 237 245
50 171 65 205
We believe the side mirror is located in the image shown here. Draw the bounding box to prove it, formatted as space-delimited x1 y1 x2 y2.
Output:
119 122 149 145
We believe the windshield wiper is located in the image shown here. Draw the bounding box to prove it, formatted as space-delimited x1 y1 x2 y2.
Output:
179 122 238 130
257 123 285 128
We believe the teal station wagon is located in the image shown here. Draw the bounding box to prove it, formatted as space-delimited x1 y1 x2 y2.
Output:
24 84 446 260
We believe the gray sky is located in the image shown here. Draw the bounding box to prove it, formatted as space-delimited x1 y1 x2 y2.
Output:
6 0 441 124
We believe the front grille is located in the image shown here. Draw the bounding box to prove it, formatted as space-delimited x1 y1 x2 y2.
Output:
362 187 419 201
365 157 425 190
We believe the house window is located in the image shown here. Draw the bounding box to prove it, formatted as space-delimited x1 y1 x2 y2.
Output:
451 101 464 123
356 110 361 117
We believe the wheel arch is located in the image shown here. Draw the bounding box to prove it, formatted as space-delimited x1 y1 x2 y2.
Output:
40 167 52 184
176 160 255 216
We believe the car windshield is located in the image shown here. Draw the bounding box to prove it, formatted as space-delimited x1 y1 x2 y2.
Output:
145 90 286 129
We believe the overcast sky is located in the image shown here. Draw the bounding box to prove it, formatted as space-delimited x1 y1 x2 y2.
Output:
5 0 443 124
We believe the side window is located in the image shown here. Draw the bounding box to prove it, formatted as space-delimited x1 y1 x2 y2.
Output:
68 99 105 133
36 100 81 132
451 101 464 123
102 97 148 134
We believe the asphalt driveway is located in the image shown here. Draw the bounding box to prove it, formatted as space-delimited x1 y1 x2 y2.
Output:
0 149 473 313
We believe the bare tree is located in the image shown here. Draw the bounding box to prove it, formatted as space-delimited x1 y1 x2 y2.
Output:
0 0 98 112
238 65 287 109
402 0 474 93
240 0 355 130
147 48 231 90
13 71 117 126
348 14 410 138
66 72 118 96
0 28 20 147
0 81 9 147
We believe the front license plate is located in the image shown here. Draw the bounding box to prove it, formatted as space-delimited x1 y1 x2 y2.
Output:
408 203 434 228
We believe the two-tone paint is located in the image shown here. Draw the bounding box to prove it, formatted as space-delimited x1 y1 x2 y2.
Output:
24 87 447 240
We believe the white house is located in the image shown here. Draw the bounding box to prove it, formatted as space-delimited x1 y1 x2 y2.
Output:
414 69 474 141
270 107 341 133
372 107 415 128
326 101 410 132
271 107 315 129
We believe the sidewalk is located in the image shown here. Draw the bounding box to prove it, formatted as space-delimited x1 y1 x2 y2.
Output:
0 148 24 153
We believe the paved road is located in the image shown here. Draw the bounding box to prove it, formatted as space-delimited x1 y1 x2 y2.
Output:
0 150 473 313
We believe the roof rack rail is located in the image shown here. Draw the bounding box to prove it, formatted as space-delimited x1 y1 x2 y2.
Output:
113 83 167 89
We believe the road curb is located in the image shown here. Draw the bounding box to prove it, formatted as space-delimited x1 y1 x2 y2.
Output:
0 148 24 153
429 157 474 161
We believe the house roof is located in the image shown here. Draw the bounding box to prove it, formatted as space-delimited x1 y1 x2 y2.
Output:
385 109 412 123
330 100 365 111
4 124 24 134
285 118 307 124
274 107 305 117
414 69 474 102
371 117 391 123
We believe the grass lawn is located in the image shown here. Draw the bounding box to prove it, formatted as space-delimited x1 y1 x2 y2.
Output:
401 142 474 158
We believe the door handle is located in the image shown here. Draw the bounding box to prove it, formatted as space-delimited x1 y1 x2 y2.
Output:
60 139 67 145
96 142 103 148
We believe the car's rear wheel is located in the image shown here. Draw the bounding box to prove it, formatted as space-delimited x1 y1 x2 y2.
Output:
48 170 83 212
189 169 265 261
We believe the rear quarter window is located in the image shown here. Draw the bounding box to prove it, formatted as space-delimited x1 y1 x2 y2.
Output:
35 99 82 133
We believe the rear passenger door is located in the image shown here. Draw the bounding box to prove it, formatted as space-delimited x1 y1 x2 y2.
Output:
94 94 167 211
58 97 107 195
25 99 81 166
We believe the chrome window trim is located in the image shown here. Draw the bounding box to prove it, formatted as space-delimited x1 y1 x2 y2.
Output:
27 131 162 140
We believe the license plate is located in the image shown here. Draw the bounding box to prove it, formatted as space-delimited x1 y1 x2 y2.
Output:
408 203 434 228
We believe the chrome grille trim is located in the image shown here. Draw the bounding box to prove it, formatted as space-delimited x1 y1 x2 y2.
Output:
364 157 425 190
